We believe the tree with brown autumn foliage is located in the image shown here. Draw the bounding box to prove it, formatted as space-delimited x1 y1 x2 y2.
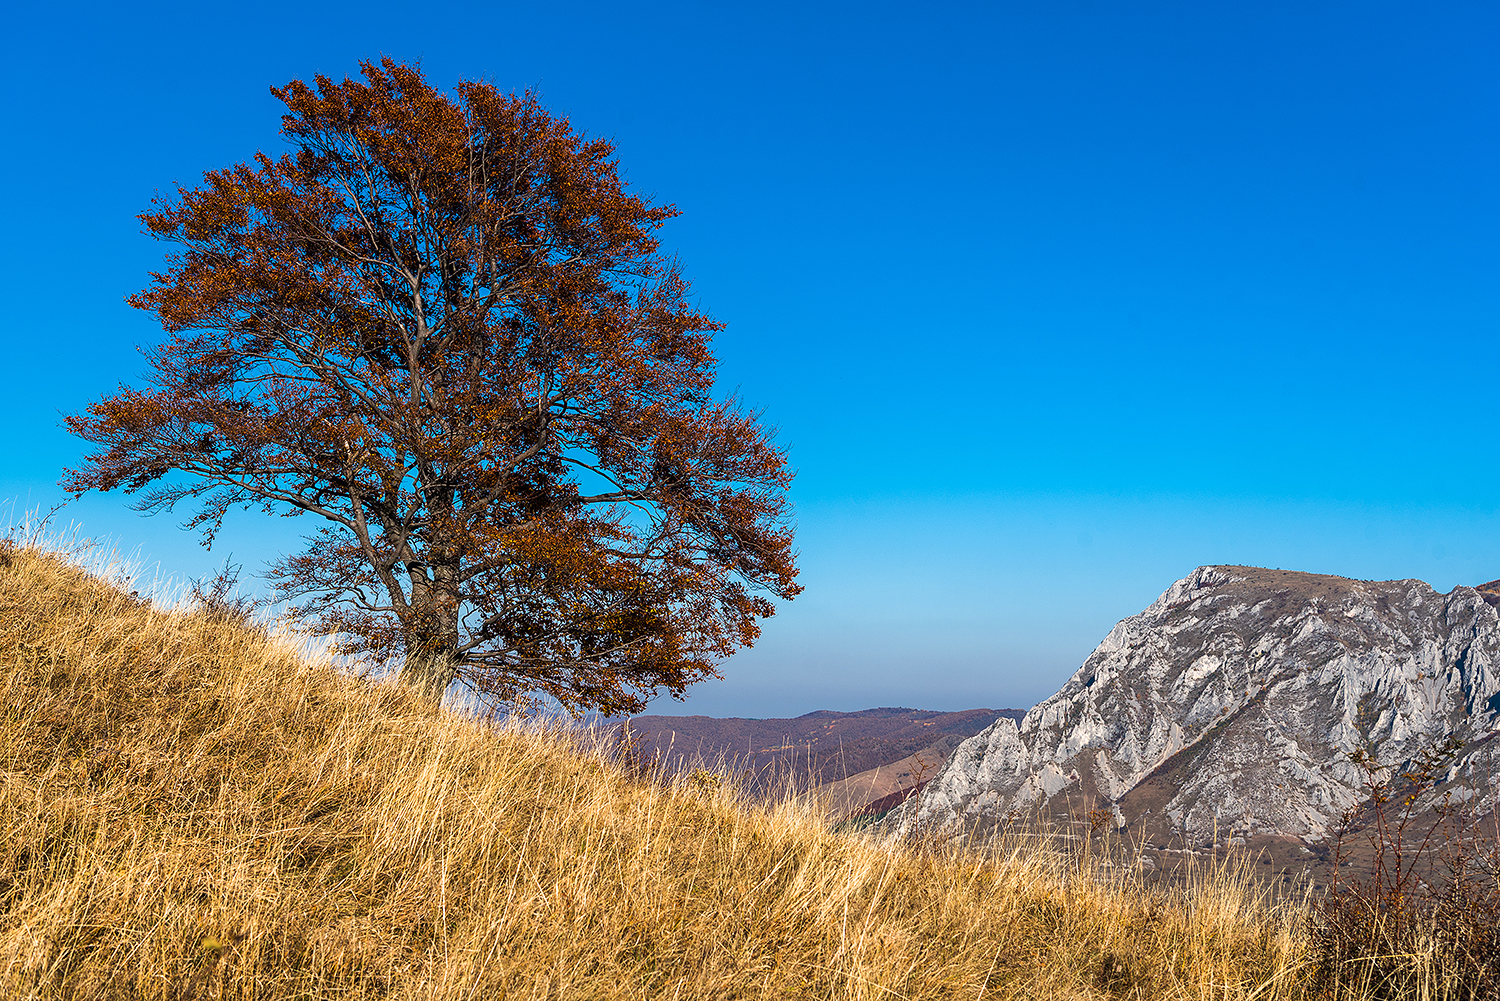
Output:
64 59 799 714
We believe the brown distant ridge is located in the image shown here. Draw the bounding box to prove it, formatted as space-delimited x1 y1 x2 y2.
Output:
1475 578 1500 608
849 779 932 819
611 707 1020 804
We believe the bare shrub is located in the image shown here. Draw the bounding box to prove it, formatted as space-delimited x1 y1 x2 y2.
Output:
1309 736 1500 998
188 558 260 627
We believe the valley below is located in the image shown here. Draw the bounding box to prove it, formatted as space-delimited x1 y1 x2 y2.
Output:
609 705 1021 815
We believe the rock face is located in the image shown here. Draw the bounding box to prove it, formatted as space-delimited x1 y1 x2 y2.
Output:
897 566 1500 847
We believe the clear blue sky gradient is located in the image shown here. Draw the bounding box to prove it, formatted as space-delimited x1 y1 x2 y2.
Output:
3 2 1496 716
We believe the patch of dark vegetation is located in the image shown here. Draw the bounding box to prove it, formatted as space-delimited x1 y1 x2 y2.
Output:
1309 735 1500 999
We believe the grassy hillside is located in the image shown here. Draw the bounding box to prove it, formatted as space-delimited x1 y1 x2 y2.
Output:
2 542 1322 999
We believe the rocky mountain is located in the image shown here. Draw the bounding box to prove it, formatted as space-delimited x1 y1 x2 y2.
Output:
893 566 1500 861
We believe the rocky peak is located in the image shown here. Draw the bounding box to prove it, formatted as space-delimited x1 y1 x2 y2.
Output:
895 566 1500 848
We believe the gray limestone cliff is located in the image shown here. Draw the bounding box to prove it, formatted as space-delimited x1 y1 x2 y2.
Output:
894 566 1500 846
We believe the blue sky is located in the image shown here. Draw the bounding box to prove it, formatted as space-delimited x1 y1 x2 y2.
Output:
3 1 1497 717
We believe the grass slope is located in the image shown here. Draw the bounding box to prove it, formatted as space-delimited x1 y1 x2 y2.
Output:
1 544 1313 999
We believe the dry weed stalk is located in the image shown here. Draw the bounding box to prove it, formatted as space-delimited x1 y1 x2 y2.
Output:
1309 739 1500 999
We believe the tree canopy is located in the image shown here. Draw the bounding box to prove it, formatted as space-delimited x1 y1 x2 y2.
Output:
65 59 800 715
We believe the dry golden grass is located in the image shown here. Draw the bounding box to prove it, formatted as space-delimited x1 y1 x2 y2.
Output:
0 541 1336 999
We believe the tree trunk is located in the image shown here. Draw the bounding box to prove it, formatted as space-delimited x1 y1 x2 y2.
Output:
401 565 462 703
400 651 460 703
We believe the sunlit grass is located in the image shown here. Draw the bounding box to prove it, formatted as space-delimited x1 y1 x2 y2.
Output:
0 537 1434 999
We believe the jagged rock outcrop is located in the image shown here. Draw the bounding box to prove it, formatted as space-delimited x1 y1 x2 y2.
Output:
895 566 1500 847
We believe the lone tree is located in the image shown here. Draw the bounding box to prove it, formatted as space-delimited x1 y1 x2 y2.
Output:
65 60 799 714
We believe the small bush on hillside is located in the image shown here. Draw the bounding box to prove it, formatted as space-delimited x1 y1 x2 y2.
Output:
188 558 261 627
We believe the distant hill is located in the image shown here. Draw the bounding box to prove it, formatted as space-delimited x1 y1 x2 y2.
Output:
609 706 1023 804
